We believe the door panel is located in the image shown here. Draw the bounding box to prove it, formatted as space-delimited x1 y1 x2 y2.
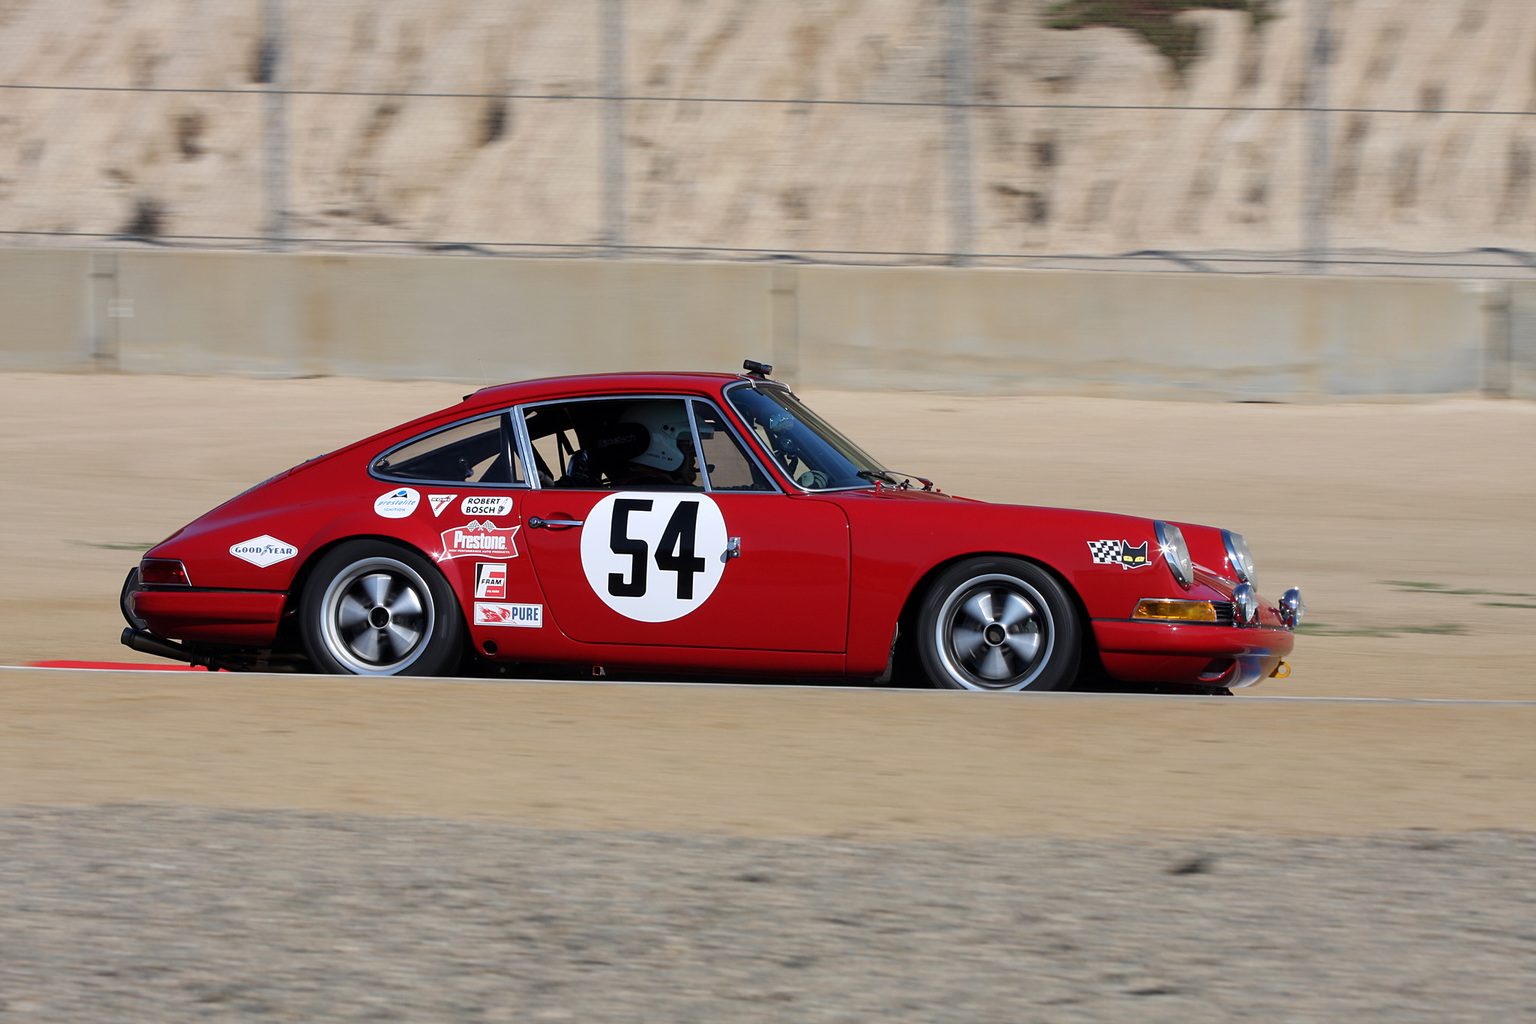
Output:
522 490 849 653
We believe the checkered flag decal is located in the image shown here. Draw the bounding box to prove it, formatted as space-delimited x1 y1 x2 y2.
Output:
1088 539 1122 564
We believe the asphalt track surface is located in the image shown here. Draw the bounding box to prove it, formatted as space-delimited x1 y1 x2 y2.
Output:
5 375 1536 1019
6 666 1534 838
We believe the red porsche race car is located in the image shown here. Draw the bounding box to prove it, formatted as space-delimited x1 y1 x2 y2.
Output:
121 361 1303 692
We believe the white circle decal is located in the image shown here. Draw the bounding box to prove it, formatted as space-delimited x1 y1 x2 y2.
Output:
579 492 729 623
373 487 421 519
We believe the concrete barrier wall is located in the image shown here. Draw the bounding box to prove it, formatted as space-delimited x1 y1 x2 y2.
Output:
0 247 1520 399
0 250 94 371
796 267 1493 398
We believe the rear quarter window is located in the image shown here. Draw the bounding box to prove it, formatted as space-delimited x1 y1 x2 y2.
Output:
373 412 523 485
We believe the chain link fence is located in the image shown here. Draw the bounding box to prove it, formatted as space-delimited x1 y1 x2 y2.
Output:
3 0 1536 276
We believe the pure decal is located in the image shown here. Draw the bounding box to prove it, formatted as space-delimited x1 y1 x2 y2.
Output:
427 493 457 518
474 602 543 627
474 562 508 600
461 495 513 517
229 535 298 568
439 520 521 560
1088 539 1151 570
373 487 421 519
578 492 729 623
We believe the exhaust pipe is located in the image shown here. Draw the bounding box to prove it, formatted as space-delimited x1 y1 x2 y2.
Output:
120 627 196 664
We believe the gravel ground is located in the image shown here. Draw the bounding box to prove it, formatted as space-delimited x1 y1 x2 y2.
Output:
0 807 1532 1022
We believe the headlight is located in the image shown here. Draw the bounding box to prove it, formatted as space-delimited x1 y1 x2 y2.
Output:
1222 529 1256 585
1153 521 1194 589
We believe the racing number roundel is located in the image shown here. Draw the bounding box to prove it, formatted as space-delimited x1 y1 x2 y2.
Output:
579 492 729 623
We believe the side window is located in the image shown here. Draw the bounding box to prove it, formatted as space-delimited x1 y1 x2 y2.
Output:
692 402 774 492
524 398 703 491
374 413 522 485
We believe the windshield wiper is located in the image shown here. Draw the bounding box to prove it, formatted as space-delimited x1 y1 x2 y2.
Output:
857 469 935 491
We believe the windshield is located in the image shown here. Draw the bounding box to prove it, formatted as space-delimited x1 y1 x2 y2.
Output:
726 383 886 491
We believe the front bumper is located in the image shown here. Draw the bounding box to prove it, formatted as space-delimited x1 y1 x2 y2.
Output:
1092 619 1295 689
130 587 288 645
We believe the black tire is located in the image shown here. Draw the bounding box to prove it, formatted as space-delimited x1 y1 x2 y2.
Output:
915 557 1080 691
299 540 465 676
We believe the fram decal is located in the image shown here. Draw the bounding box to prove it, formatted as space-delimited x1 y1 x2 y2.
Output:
373 487 421 519
439 520 521 561
474 562 508 600
461 495 513 517
229 535 298 568
474 602 542 627
427 493 457 518
1088 539 1151 570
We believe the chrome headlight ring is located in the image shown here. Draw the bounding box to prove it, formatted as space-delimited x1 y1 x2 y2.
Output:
1221 529 1256 585
1153 521 1194 590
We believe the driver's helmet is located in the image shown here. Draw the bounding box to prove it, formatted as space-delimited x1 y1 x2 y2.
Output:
619 402 712 472
764 409 800 457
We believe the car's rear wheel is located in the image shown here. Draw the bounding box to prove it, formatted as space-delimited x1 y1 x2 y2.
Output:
300 540 464 676
916 557 1080 691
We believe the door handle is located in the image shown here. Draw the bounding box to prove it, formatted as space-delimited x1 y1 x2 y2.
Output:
528 516 585 530
725 536 741 560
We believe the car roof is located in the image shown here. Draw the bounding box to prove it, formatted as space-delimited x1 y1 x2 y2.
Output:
458 371 756 413
298 371 772 475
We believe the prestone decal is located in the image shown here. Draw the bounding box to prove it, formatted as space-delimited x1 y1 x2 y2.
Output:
474 602 543 627
229 535 298 568
474 562 508 600
1087 539 1152 570
439 520 521 561
373 487 421 519
579 491 729 623
427 493 457 518
461 495 513 517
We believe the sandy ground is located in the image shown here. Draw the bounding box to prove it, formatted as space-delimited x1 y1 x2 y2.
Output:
5 808 1533 1023
2 372 1535 838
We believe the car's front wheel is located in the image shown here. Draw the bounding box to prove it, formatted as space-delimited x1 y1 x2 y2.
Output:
300 540 464 676
916 557 1080 691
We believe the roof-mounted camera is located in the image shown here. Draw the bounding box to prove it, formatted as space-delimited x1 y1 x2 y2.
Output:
742 359 773 379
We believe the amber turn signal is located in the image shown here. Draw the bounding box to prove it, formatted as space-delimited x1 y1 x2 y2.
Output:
1133 599 1217 622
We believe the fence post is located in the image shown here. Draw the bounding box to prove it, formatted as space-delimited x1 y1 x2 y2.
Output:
602 0 626 256
88 253 120 371
261 0 289 250
945 0 975 266
770 265 799 388
1483 282 1513 398
1303 0 1331 273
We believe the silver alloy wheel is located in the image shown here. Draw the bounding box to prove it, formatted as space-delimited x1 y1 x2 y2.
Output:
318 556 436 675
933 572 1056 690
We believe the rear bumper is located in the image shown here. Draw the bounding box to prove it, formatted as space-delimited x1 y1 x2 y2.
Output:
1092 619 1295 689
130 588 288 646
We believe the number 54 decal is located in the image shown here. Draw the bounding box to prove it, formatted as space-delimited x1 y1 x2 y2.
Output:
579 492 731 622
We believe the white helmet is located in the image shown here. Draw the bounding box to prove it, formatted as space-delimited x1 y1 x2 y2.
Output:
619 402 712 472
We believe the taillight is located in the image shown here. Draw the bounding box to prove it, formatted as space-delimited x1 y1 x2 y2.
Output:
139 558 191 586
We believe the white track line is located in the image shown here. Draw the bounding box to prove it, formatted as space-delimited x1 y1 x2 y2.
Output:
4 665 1535 705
